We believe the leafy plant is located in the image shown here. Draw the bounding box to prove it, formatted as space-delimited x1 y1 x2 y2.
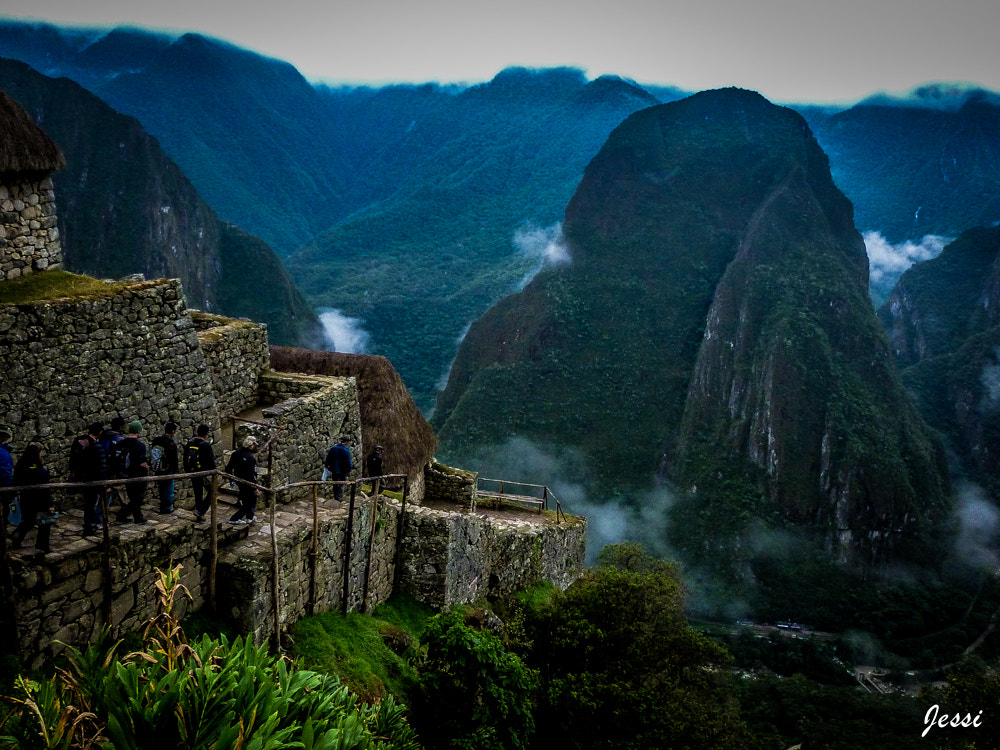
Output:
412 609 537 750
0 565 422 750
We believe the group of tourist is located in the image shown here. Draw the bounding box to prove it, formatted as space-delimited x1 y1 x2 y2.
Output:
2 419 218 554
3 418 386 554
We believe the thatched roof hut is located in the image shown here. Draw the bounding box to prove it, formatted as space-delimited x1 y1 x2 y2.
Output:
270 347 438 482
0 88 65 178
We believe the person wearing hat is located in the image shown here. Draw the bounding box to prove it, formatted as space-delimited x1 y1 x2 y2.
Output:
115 420 149 525
365 444 385 488
226 435 259 525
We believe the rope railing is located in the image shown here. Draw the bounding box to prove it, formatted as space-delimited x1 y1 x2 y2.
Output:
0 469 410 656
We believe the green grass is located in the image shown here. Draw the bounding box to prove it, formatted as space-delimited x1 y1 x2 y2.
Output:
290 593 433 704
0 270 131 304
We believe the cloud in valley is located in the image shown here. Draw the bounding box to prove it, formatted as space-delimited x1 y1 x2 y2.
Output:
514 222 571 288
953 481 1000 571
318 309 371 353
466 436 674 564
864 231 950 286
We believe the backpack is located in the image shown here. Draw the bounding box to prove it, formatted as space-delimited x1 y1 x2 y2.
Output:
150 444 165 474
68 435 91 480
104 434 127 478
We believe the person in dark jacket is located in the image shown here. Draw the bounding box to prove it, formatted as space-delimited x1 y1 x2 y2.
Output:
10 443 54 553
99 416 127 508
365 445 385 493
324 436 353 502
184 423 216 520
151 422 179 514
0 424 13 526
227 436 259 524
115 420 149 525
365 445 384 479
70 422 107 536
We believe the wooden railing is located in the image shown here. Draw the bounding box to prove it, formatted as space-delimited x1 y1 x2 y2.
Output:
475 477 567 522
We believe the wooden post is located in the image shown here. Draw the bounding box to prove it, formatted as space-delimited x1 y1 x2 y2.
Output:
361 481 381 612
542 485 548 514
392 475 409 591
308 483 318 615
209 473 219 613
270 487 280 652
342 481 357 615
100 488 113 629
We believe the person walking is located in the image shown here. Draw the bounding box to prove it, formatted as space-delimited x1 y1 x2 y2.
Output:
116 420 149 525
10 443 54 553
226 436 259 525
365 444 385 493
324 435 353 502
99 416 127 509
0 425 14 527
151 421 179 514
69 422 107 536
184 424 216 520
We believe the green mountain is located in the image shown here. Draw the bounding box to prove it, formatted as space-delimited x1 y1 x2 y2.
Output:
804 97 1000 242
286 68 663 408
433 89 950 569
879 225 1000 497
0 57 321 346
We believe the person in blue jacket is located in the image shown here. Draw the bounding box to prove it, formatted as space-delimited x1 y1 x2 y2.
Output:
324 435 353 502
0 424 13 487
0 424 14 527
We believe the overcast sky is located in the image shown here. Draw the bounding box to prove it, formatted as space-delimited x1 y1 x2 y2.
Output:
8 0 1000 104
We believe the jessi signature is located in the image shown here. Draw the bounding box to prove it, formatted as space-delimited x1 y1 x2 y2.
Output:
922 704 983 737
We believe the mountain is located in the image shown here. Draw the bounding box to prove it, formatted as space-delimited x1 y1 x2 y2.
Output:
286 68 663 408
0 57 321 346
3 20 998 415
878 225 1000 497
803 96 1000 243
433 89 950 570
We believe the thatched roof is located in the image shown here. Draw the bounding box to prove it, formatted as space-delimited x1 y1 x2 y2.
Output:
0 88 65 178
270 347 438 479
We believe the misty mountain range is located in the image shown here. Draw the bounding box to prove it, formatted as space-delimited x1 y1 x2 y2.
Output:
3 19 1000 415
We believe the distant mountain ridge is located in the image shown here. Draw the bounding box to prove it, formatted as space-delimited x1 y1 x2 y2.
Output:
0 57 322 346
878 226 1000 497
2 19 998 412
434 89 949 570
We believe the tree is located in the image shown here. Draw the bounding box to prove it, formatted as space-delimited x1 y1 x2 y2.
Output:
527 543 752 750
412 609 537 750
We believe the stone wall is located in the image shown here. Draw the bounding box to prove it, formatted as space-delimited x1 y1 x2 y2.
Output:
193 312 269 422
9 518 250 670
0 177 61 282
254 371 362 495
6 481 586 666
396 503 587 610
424 462 477 507
219 491 400 646
0 279 219 479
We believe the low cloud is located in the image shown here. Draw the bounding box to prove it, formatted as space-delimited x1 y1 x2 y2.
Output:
464 436 673 564
980 347 1000 412
318 309 371 353
953 481 1000 571
864 231 950 286
514 222 571 288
